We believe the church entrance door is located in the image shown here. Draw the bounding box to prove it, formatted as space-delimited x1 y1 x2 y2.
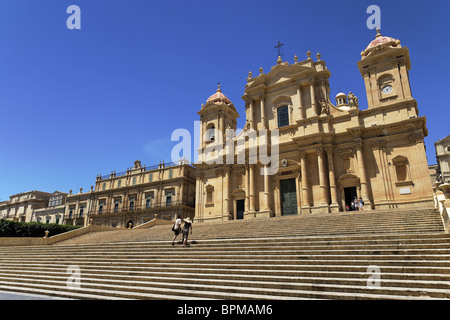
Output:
344 187 357 211
236 199 245 220
280 178 298 216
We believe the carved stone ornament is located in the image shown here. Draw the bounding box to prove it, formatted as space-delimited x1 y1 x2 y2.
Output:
408 134 424 145
299 151 306 160
354 142 363 151
371 140 386 150
338 148 353 159
316 148 324 156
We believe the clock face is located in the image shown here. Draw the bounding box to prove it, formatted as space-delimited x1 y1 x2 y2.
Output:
382 85 393 94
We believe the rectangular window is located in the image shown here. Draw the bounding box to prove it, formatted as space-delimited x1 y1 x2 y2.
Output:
277 106 289 128
149 174 153 182
146 196 151 209
114 201 119 213
132 177 136 185
69 209 73 219
129 199 135 211
102 183 106 191
118 180 122 188
166 192 172 207
169 170 173 179
79 207 84 218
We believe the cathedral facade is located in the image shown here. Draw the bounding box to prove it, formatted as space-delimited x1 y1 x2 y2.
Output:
194 30 433 223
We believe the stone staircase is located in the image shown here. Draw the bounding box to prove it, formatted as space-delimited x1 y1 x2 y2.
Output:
0 208 448 300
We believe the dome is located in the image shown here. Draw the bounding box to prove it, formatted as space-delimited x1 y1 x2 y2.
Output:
335 92 348 107
362 29 400 58
205 84 232 105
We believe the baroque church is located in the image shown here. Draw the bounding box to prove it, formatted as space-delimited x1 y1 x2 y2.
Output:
194 30 433 223
0 30 436 228
1 30 435 228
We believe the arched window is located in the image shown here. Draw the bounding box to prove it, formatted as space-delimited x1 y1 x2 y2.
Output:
277 105 289 128
206 124 215 142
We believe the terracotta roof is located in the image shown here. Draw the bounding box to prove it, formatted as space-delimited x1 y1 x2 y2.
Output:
363 29 400 57
205 85 232 105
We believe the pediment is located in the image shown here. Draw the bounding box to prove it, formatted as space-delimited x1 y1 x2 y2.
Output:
265 68 293 86
246 62 316 90
272 95 292 107
436 135 450 144
337 173 360 182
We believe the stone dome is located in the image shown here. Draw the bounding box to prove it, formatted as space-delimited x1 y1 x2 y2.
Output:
362 29 401 58
335 92 348 107
205 84 232 105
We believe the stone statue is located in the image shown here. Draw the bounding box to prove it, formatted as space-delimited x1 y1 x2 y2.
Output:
348 91 359 108
320 99 329 115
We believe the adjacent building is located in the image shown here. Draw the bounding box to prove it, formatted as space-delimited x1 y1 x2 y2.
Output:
33 191 68 224
64 188 95 226
0 190 52 222
87 160 196 228
435 135 450 184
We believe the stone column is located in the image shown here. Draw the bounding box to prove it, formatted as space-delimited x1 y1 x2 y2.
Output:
249 164 255 212
316 148 328 206
309 79 317 116
369 69 380 106
399 63 412 99
179 181 184 204
245 165 250 213
299 151 310 212
248 99 255 130
273 177 281 217
223 166 230 219
355 140 372 208
363 71 374 107
259 95 266 129
297 85 304 119
263 164 270 211
325 146 339 211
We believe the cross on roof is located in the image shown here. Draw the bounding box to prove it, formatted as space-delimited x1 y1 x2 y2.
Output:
274 41 284 58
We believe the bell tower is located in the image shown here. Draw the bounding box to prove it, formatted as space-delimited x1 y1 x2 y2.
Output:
357 29 413 109
197 84 239 163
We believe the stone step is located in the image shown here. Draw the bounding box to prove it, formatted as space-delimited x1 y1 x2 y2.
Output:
1 267 449 290
2 262 450 276
1 258 449 270
3 244 450 257
57 209 444 245
55 229 449 247
1 264 450 281
3 248 450 260
0 272 447 300
0 208 446 300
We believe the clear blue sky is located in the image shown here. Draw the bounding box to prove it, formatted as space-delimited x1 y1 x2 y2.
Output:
0 0 449 201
